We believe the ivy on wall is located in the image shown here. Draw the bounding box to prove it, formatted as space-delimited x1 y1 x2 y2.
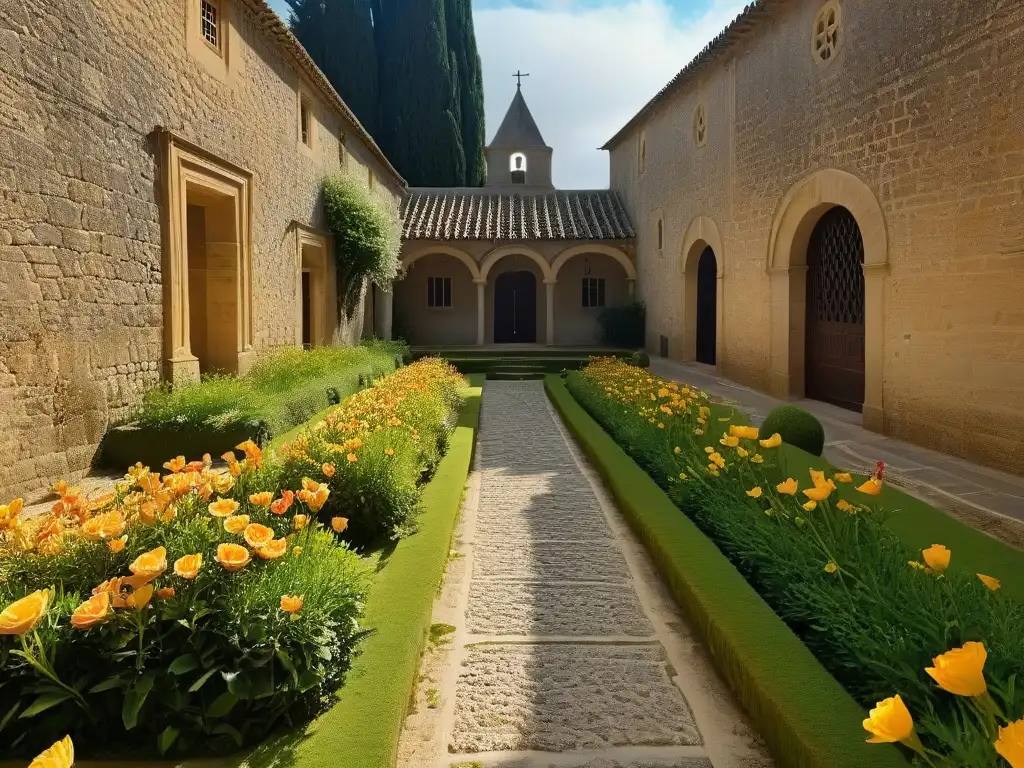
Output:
323 175 400 320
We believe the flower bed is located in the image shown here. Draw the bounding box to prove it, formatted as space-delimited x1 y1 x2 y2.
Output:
0 358 465 762
565 358 1024 767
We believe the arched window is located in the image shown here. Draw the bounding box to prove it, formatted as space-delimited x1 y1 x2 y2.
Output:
510 153 527 184
657 218 664 251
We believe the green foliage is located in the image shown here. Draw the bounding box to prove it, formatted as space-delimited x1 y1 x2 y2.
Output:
630 350 650 368
564 361 1024 767
323 175 400 315
760 405 825 457
597 300 646 348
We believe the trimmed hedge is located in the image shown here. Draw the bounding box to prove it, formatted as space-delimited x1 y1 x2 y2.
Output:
760 405 825 457
544 375 909 768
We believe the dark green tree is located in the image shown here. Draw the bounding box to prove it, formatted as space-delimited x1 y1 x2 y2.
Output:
286 0 379 138
446 0 486 185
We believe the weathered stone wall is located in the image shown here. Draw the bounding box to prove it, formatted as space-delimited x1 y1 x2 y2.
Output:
0 0 402 500
610 0 1024 473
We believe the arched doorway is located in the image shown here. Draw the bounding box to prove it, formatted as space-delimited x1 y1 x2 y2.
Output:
695 246 717 365
494 271 537 343
805 206 865 411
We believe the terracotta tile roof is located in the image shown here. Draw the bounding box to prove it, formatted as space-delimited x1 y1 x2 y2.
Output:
244 0 407 190
602 0 776 150
401 190 635 241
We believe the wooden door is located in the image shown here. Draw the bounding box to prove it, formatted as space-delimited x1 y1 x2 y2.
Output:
494 271 537 343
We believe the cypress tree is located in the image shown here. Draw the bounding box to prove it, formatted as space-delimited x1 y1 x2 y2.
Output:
287 0 378 138
447 0 486 186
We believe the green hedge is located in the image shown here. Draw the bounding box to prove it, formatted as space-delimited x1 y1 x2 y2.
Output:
544 375 909 768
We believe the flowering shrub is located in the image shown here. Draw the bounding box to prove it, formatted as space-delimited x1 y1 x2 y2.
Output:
0 359 464 759
566 358 1024 766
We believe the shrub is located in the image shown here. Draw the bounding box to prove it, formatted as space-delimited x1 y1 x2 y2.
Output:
597 300 646 348
630 350 650 368
565 358 1024 766
760 405 825 457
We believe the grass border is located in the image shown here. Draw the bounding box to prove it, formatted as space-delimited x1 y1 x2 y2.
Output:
1 376 484 768
544 374 909 768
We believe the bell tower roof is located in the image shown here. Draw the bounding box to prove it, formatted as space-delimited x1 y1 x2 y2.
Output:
488 85 548 150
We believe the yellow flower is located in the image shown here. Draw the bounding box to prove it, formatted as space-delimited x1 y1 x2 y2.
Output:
803 500 817 511
856 477 883 496
922 544 950 574
995 719 1024 767
81 510 127 541
977 573 1001 592
209 498 240 517
720 434 740 448
776 478 798 495
249 491 273 507
824 560 838 573
123 583 154 610
729 425 760 440
809 469 828 487
736 447 749 458
347 453 358 464
292 546 303 556
294 514 309 530
694 428 704 436
243 523 275 549
673 446 681 455
28 735 74 768
0 497 23 531
863 695 914 744
215 543 251 572
746 487 763 499
163 455 186 473
750 454 764 464
280 595 304 614
331 517 349 533
908 560 927 570
759 433 782 448
803 484 834 502
223 515 250 534
71 592 110 630
385 448 395 457
834 472 853 483
836 499 856 513
157 587 175 599
174 553 202 579
129 546 167 582
108 535 128 553
925 641 987 697
322 462 336 478
256 538 288 560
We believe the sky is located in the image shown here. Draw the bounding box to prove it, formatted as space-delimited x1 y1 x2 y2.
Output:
266 0 748 188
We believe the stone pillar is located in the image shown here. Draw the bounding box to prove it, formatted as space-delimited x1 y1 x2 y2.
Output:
374 284 394 341
627 278 636 300
474 279 486 346
861 262 888 433
544 279 557 346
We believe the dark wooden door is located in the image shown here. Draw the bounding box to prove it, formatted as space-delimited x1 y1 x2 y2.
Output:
805 206 865 412
494 271 537 343
695 246 717 365
301 271 312 349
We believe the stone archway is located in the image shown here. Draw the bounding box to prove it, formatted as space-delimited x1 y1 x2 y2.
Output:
480 245 553 283
679 216 724 364
402 244 482 282
766 168 888 431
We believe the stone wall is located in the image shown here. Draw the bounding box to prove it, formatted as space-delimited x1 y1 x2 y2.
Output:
609 0 1024 473
0 0 403 500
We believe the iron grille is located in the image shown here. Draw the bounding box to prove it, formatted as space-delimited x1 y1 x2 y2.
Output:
808 207 864 325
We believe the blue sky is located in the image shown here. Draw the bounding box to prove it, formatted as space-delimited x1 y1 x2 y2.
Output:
265 0 747 187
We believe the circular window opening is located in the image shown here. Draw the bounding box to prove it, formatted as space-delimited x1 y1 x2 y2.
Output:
812 0 842 64
693 103 707 147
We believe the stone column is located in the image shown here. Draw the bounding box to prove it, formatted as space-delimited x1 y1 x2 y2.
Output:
474 279 486 346
544 279 557 346
861 262 888 433
374 284 394 341
627 278 636 300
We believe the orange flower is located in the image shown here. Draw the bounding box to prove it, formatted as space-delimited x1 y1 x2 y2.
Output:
280 595 304 614
385 448 395 457
776 478 799 495
209 498 240 517
216 543 251 572
925 641 987 697
28 735 74 768
322 463 336 478
81 510 127 541
977 573 1001 591
123 583 154 610
256 538 287 559
759 432 782 448
293 514 309 530
834 472 853 483
863 694 915 744
129 546 167 582
331 517 349 533
803 484 834 502
836 499 856 513
922 544 950 574
157 587 175 599
235 439 263 468
223 515 250 534
301 477 320 492
719 434 740 448
71 592 110 630
173 553 203 579
249 491 274 507
745 487 763 499
856 477 883 496
995 719 1024 767
729 425 760 440
270 490 294 516
108 535 128 553
0 497 24 531
243 523 275 549
347 453 358 464
163 456 186 473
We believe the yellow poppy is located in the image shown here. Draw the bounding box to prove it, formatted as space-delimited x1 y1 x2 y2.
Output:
925 641 987 697
0 497 23 531
174 553 202 579
243 523 275 549
729 425 760 440
922 544 950 573
157 587 175 599
162 456 186 473
803 484 834 502
776 478 798 495
208 498 240 518
293 514 309 530
995 719 1024 768
108 535 128 553
809 469 828 487
802 500 817 511
745 487 763 499
332 517 349 533
759 433 782 448
280 595 304 614
862 695 914 744
249 492 273 507
123 583 154 610
720 435 740 448
856 477 883 496
836 499 856 513
215 543 251 572
223 515 250 534
129 546 167 582
977 573 1001 592
81 510 127 541
28 735 74 768
256 538 288 560
834 472 853 483
824 560 837 573
750 454 764 464
71 592 110 630
322 462 336 478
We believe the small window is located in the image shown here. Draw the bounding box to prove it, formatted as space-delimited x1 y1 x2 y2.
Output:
300 98 312 147
510 152 527 184
812 0 842 64
201 0 220 51
582 277 606 308
339 132 348 167
693 103 707 147
657 219 664 250
427 277 452 308
638 134 647 174
368 168 375 190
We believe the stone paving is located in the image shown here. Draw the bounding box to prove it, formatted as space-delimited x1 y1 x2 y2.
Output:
398 381 771 768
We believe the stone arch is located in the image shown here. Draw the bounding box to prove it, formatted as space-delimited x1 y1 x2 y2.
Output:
551 244 636 281
766 168 888 431
402 244 482 281
480 245 553 282
677 216 725 363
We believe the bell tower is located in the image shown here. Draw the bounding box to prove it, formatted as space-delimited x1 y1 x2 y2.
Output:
485 74 554 191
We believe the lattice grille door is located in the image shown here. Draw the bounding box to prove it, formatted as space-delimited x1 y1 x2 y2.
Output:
805 206 866 411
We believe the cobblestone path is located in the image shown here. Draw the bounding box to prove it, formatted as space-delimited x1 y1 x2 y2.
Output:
406 381 771 768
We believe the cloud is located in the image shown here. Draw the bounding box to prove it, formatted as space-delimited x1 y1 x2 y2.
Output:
475 0 748 188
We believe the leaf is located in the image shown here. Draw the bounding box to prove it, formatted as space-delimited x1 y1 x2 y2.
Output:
19 691 73 719
168 654 200 676
90 676 127 694
122 673 157 731
211 723 244 747
157 726 180 755
206 691 238 719
0 702 19 731
189 667 219 693
226 671 253 700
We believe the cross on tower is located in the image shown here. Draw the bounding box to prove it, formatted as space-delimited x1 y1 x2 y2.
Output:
513 70 530 89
